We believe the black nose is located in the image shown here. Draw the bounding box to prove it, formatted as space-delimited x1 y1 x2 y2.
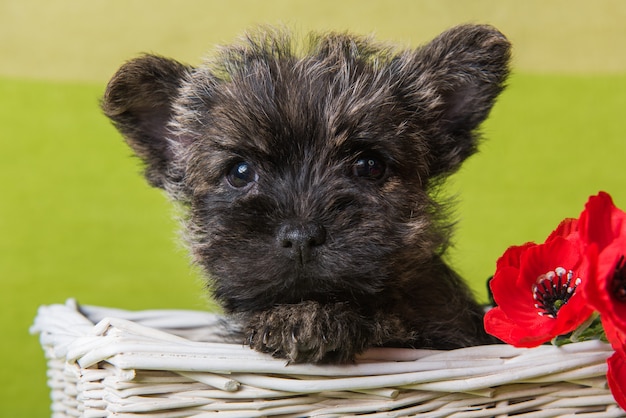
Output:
277 221 326 265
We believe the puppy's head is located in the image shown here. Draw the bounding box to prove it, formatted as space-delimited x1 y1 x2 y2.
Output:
103 25 510 313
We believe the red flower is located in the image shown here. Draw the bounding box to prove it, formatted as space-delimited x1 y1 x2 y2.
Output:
607 349 626 411
579 192 626 343
578 192 626 411
484 231 594 347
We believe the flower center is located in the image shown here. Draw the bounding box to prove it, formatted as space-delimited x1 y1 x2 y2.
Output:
611 255 626 302
532 267 581 318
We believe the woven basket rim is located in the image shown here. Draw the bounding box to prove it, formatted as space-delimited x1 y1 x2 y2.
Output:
31 299 625 417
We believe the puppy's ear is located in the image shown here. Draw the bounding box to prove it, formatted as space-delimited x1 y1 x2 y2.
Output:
394 24 511 177
102 55 192 189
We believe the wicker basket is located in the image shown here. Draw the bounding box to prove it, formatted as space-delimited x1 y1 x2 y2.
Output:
31 300 625 417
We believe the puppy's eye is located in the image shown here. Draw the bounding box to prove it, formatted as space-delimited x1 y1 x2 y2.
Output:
352 156 386 180
227 161 258 188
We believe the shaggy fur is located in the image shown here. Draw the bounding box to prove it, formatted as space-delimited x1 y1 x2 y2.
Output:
102 24 511 363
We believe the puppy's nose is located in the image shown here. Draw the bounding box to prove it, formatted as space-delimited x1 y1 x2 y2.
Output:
277 221 326 265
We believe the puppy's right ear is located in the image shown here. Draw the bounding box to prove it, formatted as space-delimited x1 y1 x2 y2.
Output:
102 55 192 189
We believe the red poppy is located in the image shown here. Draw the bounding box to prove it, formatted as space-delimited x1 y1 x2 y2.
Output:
578 193 626 410
607 349 626 411
484 235 594 347
579 192 626 341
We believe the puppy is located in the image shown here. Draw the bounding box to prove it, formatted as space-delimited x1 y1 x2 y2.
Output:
102 24 510 363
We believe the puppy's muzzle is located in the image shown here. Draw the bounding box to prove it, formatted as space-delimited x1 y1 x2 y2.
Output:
277 221 326 266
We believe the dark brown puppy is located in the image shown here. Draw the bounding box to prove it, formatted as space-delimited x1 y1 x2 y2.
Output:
102 24 510 363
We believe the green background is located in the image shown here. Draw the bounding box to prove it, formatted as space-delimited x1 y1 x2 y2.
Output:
2 1 625 415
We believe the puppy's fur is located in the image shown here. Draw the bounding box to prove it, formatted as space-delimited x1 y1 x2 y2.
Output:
102 24 510 363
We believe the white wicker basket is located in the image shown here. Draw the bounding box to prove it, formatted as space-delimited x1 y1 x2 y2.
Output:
32 299 625 417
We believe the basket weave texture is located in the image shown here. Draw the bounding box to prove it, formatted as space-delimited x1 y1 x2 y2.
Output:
32 300 625 417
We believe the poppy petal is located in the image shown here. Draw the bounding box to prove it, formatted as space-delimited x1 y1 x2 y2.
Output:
607 350 626 411
484 307 546 347
546 218 579 242
579 192 626 251
495 243 534 271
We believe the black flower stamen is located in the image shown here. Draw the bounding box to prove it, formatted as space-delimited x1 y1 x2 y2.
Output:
611 255 626 302
532 267 581 318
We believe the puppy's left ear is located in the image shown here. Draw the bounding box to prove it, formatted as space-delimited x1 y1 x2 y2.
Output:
394 24 511 177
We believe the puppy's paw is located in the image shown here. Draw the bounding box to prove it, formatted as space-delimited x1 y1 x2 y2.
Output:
244 301 366 363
